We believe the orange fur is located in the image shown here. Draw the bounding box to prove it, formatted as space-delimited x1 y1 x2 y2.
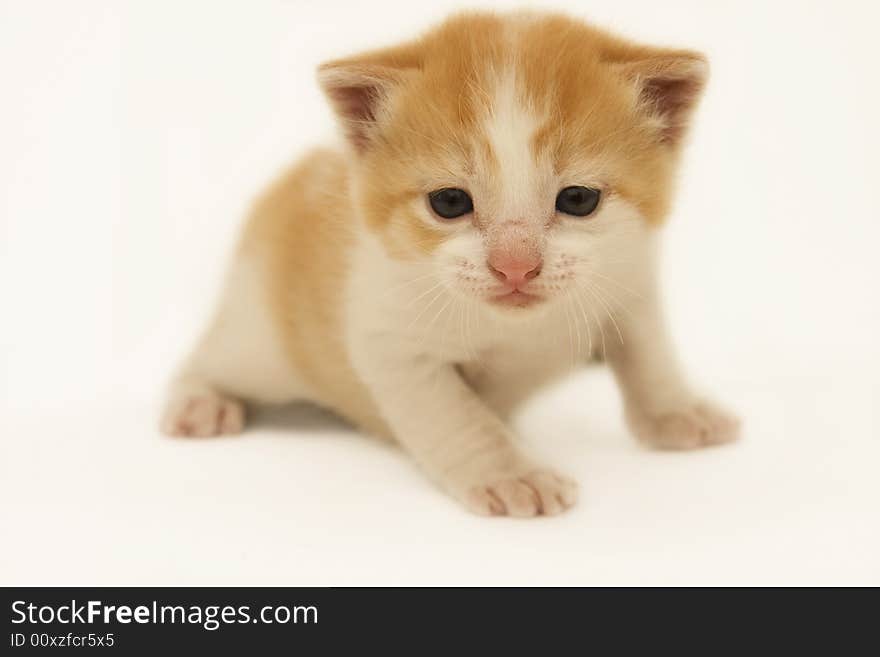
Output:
239 148 391 438
320 10 707 249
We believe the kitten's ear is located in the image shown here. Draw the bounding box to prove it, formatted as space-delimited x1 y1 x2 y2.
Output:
317 46 421 152
613 51 709 145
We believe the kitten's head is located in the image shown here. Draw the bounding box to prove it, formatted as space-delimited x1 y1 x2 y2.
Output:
319 12 707 312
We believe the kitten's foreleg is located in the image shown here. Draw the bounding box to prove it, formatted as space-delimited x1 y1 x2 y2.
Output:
356 351 577 516
606 294 740 449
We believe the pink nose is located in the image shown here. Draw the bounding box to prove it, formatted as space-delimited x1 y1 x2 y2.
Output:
487 255 542 288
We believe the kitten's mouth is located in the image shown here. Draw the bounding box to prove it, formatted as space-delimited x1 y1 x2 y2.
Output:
490 289 544 309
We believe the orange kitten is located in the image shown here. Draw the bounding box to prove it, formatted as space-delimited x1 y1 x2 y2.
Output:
161 12 739 516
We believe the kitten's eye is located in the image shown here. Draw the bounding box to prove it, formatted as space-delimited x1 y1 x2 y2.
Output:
555 186 601 217
428 188 473 219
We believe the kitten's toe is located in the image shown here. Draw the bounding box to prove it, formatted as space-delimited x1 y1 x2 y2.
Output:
161 394 245 438
461 469 578 517
628 399 740 450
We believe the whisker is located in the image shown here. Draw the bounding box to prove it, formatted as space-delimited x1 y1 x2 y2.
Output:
582 280 624 345
464 296 479 363
579 283 607 359
405 278 446 309
406 286 447 332
570 287 594 358
561 294 576 371
585 278 634 318
569 291 583 364
425 293 456 340
381 271 439 298
586 270 643 300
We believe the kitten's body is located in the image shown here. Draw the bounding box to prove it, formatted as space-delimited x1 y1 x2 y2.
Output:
162 12 739 516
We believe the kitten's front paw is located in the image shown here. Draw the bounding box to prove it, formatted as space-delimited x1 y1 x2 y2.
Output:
161 393 245 438
456 469 579 517
627 399 740 450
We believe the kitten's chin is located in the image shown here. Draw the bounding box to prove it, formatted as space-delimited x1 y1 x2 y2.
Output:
487 290 546 311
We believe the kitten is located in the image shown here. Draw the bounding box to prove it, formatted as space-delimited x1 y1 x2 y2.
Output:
161 11 740 516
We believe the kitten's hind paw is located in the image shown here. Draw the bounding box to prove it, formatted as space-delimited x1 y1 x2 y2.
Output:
161 392 245 438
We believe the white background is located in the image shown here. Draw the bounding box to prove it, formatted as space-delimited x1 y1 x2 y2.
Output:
1 0 878 585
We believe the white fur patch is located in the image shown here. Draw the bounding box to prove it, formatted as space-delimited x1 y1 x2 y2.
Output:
482 70 549 219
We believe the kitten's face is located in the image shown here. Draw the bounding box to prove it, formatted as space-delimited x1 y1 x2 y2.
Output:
320 13 706 314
